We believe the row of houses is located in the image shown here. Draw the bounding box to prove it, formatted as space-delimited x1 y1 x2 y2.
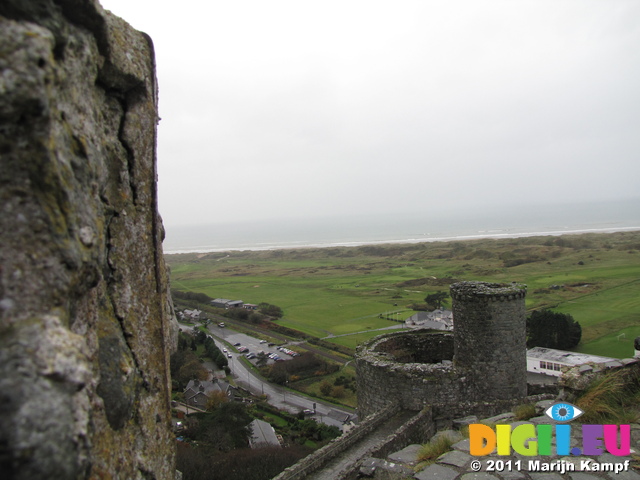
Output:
211 298 258 310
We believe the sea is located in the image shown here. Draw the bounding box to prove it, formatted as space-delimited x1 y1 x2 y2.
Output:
162 198 640 254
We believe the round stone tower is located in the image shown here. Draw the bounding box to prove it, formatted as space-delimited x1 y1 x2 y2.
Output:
450 281 527 401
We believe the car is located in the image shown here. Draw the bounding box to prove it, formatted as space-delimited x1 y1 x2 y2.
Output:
303 409 314 415
259 340 267 344
227 353 232 358
222 348 228 352
218 323 225 328
268 343 275 347
234 342 241 346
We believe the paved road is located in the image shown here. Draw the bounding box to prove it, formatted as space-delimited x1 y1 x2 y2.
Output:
202 312 349 364
180 323 355 428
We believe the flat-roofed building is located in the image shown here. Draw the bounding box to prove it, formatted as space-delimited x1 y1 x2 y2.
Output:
527 346 618 377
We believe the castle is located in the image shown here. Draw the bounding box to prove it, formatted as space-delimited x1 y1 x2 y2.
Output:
3 3 637 480
356 281 528 419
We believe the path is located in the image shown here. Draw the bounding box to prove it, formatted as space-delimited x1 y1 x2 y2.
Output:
321 323 405 340
304 410 418 480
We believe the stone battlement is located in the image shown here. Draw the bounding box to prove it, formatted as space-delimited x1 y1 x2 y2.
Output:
449 281 527 301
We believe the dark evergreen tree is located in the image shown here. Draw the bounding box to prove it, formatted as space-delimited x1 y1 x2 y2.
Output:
424 291 449 310
527 309 581 349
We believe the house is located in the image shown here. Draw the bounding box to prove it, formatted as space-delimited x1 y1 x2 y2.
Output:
526 346 618 377
211 298 232 308
248 419 281 448
405 310 453 330
183 379 231 408
211 298 244 309
181 309 202 320
243 303 259 310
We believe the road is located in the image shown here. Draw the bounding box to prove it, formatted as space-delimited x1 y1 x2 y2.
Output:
180 322 355 428
204 312 349 364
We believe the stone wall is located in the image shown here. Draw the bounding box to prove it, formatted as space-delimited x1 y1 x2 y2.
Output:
0 1 178 478
273 404 401 480
451 281 528 401
356 332 462 418
356 282 528 420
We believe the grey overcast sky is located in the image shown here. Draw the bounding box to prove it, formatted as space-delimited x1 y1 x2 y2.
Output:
99 0 640 228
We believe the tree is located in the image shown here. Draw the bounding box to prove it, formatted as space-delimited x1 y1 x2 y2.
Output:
425 291 449 310
171 349 209 389
189 402 253 451
527 309 582 349
258 302 284 318
206 391 229 411
256 352 269 368
319 380 332 396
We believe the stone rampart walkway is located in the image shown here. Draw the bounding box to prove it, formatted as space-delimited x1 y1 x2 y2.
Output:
304 409 418 480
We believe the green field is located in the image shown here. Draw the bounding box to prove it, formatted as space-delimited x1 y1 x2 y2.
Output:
166 231 640 358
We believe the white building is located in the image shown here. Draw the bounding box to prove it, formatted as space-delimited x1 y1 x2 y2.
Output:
527 346 619 377
181 309 202 320
405 310 453 330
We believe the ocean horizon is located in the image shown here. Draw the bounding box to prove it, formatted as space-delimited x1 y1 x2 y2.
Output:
162 198 640 254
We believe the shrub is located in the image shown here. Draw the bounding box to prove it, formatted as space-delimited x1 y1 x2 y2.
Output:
513 404 536 421
575 368 640 423
417 435 455 464
319 380 332 396
330 386 345 398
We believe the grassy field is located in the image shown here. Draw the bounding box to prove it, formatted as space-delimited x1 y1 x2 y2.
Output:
166 231 640 359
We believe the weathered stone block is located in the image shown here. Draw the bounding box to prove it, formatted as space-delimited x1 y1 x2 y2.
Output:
0 1 177 478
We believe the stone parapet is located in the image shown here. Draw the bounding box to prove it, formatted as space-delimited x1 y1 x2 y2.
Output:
449 281 527 301
273 403 401 480
356 281 528 420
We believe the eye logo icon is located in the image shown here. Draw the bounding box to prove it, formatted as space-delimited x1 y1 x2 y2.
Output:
544 402 583 422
